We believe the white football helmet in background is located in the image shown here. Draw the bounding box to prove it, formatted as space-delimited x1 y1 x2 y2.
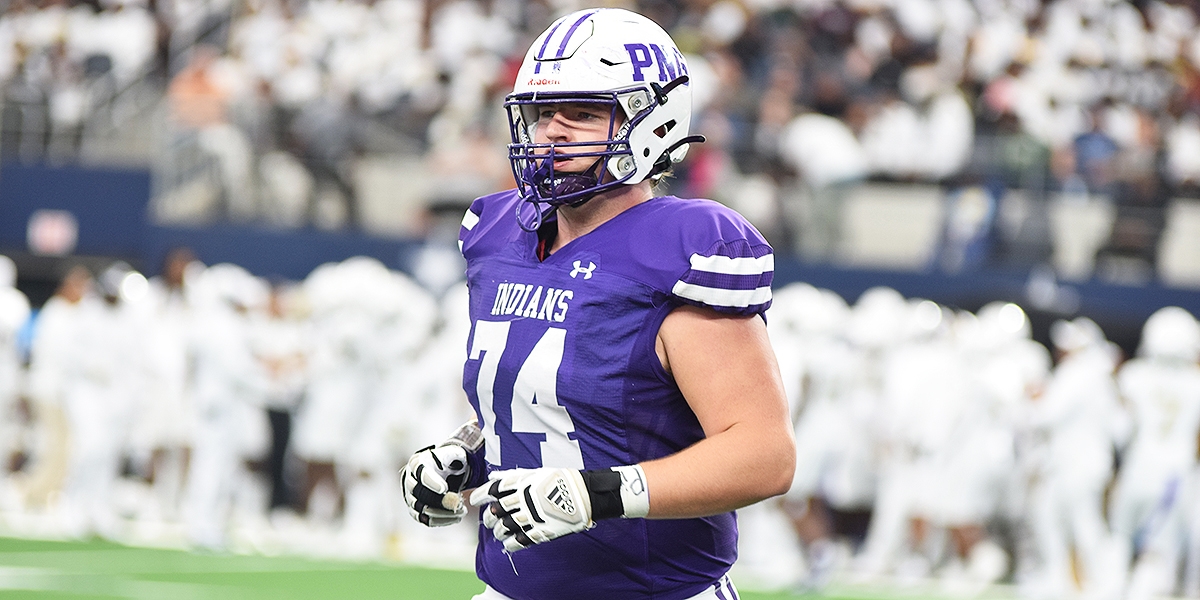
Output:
1049 316 1106 355
506 8 703 230
1139 306 1200 362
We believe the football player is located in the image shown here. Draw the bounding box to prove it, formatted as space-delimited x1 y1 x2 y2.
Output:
184 263 271 549
135 248 199 523
1111 308 1200 600
401 8 796 599
0 256 30 490
1024 317 1124 599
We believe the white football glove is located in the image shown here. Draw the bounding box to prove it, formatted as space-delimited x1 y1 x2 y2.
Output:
469 468 594 552
401 421 483 527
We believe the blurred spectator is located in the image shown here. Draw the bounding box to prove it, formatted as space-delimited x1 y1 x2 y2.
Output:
167 44 227 128
2 0 1200 283
168 44 256 220
779 110 869 259
1072 103 1121 195
286 90 361 229
1090 105 1168 284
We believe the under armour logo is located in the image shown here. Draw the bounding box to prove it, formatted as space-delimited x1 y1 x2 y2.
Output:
547 478 576 515
570 260 596 279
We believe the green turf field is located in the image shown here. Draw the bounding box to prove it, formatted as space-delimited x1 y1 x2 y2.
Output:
0 536 815 599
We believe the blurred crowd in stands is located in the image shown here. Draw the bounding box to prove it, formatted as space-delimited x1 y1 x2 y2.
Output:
1 251 1200 600
2 0 1200 272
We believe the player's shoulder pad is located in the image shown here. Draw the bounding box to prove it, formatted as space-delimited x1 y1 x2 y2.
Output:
634 197 774 317
459 189 522 260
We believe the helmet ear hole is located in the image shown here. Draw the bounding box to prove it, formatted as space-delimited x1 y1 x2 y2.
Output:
654 120 676 138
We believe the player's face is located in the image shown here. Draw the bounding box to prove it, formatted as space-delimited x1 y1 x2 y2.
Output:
533 102 621 173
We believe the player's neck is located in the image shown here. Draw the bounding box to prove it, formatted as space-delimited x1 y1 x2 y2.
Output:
549 183 652 254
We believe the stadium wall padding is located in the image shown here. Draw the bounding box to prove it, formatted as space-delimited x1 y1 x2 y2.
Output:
0 163 150 258
142 224 422 281
0 163 423 281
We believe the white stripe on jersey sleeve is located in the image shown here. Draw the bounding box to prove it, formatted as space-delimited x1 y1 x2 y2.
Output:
460 209 481 253
461 209 481 231
688 253 774 275
670 282 773 308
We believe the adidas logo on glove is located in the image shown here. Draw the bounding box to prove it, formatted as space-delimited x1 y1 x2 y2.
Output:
548 477 576 515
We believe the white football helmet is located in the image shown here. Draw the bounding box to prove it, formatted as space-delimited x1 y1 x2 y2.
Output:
976 301 1032 345
191 263 268 313
847 286 908 349
1139 306 1200 362
1049 316 1106 355
506 8 702 230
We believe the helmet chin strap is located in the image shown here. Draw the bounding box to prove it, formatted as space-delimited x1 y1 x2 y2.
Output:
517 157 605 232
516 200 554 232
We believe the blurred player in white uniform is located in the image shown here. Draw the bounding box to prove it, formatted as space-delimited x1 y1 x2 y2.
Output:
1109 307 1200 600
785 287 902 589
97 263 156 526
292 258 390 526
339 267 437 557
387 282 479 562
184 263 270 549
777 287 854 589
250 282 310 518
734 283 836 590
963 303 1051 590
22 267 92 510
933 303 1048 594
1024 317 1124 600
858 298 963 584
48 262 145 539
766 283 824 419
0 256 31 489
134 248 199 523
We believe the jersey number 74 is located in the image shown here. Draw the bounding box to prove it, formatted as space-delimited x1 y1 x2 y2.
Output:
469 320 585 469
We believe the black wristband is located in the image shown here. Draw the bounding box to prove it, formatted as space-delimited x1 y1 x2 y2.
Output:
580 469 625 521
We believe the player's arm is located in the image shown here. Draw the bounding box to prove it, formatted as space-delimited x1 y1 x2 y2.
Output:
641 304 796 518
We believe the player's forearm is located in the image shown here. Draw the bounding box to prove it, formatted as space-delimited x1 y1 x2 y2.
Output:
639 420 795 519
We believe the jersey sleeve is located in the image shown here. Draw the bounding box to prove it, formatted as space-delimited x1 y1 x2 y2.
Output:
459 190 523 261
665 202 774 317
458 198 485 257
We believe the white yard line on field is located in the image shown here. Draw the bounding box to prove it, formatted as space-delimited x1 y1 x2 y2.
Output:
0 565 236 599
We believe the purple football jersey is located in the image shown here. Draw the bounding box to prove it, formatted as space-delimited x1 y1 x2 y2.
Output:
458 189 773 600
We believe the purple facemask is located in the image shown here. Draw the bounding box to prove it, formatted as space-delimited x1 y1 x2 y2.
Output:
521 155 604 208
